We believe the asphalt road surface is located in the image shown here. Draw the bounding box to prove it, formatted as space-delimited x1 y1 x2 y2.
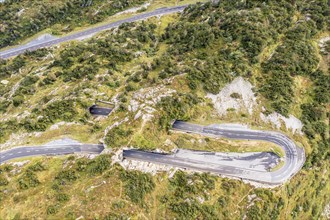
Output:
89 105 112 116
123 121 305 185
0 144 104 164
0 5 187 59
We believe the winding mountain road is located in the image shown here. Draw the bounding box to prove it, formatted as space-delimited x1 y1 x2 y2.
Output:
0 120 305 185
0 5 187 59
0 4 305 185
0 144 104 164
123 121 305 185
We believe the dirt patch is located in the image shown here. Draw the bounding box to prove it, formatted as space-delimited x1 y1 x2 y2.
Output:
116 2 151 15
44 138 81 146
207 77 257 116
207 77 303 134
322 203 330 219
260 112 303 134
319 36 330 53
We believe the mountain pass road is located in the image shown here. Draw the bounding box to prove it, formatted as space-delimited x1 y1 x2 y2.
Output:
123 121 305 185
0 144 104 164
0 5 187 59
0 120 305 185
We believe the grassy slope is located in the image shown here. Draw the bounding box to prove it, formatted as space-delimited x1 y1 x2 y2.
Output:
0 0 206 52
1 11 294 151
0 1 329 219
0 154 328 219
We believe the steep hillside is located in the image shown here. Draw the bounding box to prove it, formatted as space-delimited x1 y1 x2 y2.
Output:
0 0 329 219
0 0 151 49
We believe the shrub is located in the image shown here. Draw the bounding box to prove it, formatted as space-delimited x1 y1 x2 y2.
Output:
157 94 200 130
27 162 46 172
87 155 111 175
163 22 215 53
105 126 132 148
120 170 155 204
0 175 9 186
230 93 241 99
47 204 60 215
40 73 57 86
56 193 70 202
0 101 10 113
12 95 24 107
18 170 40 190
55 170 78 184
103 213 129 220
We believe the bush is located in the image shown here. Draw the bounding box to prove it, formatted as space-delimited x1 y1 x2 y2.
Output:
163 22 215 53
75 155 112 175
103 213 129 220
86 155 111 175
40 73 57 86
157 94 200 130
0 175 9 186
18 170 40 190
12 95 24 107
125 83 136 92
105 126 132 148
55 170 78 184
0 101 11 113
47 204 60 215
20 75 39 87
230 93 241 99
21 99 80 132
56 193 70 202
27 162 46 172
120 170 155 204
0 165 14 173
160 171 219 218
24 48 50 59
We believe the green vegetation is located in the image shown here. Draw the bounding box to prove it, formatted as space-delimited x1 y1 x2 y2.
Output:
230 92 241 99
120 170 155 204
18 167 42 190
105 126 133 148
0 0 146 48
16 162 47 191
260 31 319 116
0 99 86 142
158 93 200 130
300 69 330 168
75 154 112 174
161 171 217 219
0 151 328 219
0 175 9 187
0 0 329 219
